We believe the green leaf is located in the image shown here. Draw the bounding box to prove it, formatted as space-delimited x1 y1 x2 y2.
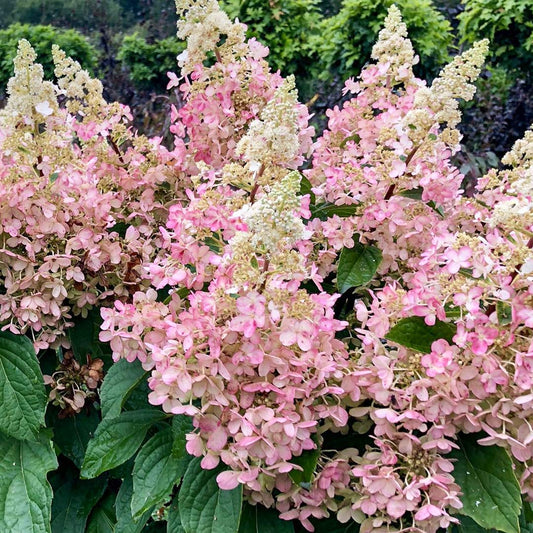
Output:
337 242 382 293
451 515 497 532
298 175 316 204
50 461 107 533
399 187 423 200
179 457 242 533
340 133 361 148
385 316 456 353
523 500 533 526
0 432 58 533
81 409 166 479
100 359 147 419
310 202 358 221
520 504 533 533
238 503 294 533
115 475 152 533
51 407 100 468
450 433 521 533
132 428 188 519
86 492 117 533
0 331 47 440
172 415 193 458
68 309 109 363
289 447 320 485
167 497 185 533
497 301 513 326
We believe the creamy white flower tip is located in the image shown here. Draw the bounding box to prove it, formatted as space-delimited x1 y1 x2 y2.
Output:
35 101 53 116
521 259 533 275
177 50 189 65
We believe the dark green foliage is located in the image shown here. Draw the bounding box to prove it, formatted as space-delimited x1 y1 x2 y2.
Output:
315 0 453 82
458 0 533 77
117 34 185 90
221 0 322 98
0 0 124 31
0 24 98 91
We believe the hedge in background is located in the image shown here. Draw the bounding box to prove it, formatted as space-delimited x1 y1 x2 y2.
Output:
0 24 97 91
315 0 453 82
458 0 533 77
118 34 185 91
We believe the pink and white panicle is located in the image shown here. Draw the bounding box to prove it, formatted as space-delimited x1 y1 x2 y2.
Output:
101 0 347 525
0 40 176 350
301 4 533 532
101 1 533 532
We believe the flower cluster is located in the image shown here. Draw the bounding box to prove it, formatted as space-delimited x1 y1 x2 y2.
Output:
0 40 178 349
101 1 352 514
34 1 533 531
284 6 532 531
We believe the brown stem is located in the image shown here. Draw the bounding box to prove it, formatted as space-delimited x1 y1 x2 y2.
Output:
109 137 125 165
258 258 270 292
215 49 222 63
249 183 259 204
249 163 265 204
384 184 395 200
35 155 44 179
404 144 420 167
384 145 420 201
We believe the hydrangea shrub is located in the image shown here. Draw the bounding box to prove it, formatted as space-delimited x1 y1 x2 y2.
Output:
0 1 532 532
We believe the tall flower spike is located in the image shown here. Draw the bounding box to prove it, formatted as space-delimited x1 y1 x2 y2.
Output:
370 4 418 85
412 40 488 128
1 39 59 126
232 170 306 255
175 0 247 74
402 39 488 147
52 45 108 121
236 76 301 169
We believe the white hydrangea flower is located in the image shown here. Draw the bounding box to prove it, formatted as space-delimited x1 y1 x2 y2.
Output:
231 171 306 254
236 77 301 167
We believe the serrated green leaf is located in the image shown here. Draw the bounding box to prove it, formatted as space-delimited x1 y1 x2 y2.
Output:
0 432 58 533
289 447 320 485
172 415 193 458
86 492 117 533
179 457 242 533
520 504 533 533
238 503 294 533
100 359 147 419
50 461 107 533
523 500 533 524
132 428 188 519
310 202 358 221
337 242 382 293
81 409 166 479
51 407 99 468
0 331 47 440
115 475 152 533
385 316 456 353
450 433 521 533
